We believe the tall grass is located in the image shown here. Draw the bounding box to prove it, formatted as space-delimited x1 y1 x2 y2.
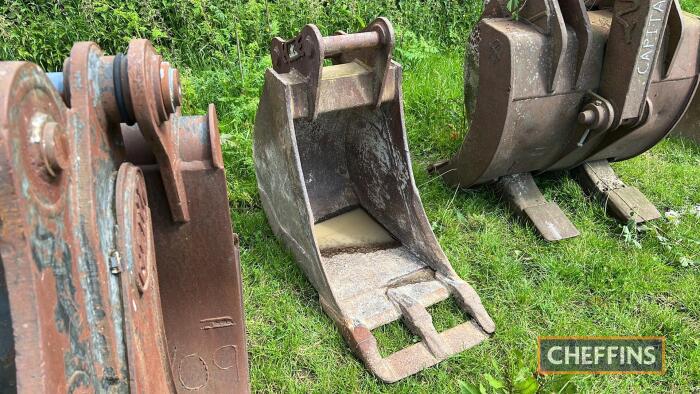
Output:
0 0 482 70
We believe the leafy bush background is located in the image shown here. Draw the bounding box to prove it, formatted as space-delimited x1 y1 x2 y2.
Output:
3 0 697 70
0 0 483 69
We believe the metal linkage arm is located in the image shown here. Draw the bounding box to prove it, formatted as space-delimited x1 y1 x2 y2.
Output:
270 18 395 120
599 0 674 127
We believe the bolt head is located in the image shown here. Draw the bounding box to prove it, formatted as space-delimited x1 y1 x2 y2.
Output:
578 109 596 126
41 121 69 176
159 61 182 115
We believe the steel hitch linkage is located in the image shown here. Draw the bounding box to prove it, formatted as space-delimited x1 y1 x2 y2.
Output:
253 18 495 383
430 0 700 240
0 39 249 393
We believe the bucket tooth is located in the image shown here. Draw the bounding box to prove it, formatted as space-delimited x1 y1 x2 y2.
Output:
497 173 580 241
574 160 661 224
387 290 450 359
436 272 496 333
254 18 493 382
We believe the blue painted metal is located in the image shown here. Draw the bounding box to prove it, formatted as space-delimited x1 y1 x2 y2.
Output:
46 72 64 98
0 257 16 391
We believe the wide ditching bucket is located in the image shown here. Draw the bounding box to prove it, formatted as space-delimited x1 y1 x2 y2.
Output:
253 18 495 382
431 0 700 241
0 40 249 393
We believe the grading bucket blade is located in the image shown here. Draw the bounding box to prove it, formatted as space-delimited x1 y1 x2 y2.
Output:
432 0 700 239
254 18 494 383
0 40 249 393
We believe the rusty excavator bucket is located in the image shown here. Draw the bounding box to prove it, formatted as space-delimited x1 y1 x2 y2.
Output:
430 0 700 241
0 39 249 393
253 18 495 383
673 80 700 144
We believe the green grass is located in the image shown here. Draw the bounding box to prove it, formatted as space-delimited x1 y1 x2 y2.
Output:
224 51 699 393
3 1 700 392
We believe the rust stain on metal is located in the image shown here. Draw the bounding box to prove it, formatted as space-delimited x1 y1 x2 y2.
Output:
200 316 236 330
432 0 700 241
1 39 249 393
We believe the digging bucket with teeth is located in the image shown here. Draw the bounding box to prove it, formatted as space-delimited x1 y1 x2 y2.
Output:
253 18 495 383
430 0 700 241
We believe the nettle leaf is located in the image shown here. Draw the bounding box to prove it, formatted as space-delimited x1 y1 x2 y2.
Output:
484 373 505 390
459 380 481 394
513 375 538 394
547 375 577 394
679 256 696 268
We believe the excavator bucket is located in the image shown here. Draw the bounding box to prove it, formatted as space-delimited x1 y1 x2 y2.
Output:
0 39 249 393
673 79 700 144
431 0 700 240
253 18 495 383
